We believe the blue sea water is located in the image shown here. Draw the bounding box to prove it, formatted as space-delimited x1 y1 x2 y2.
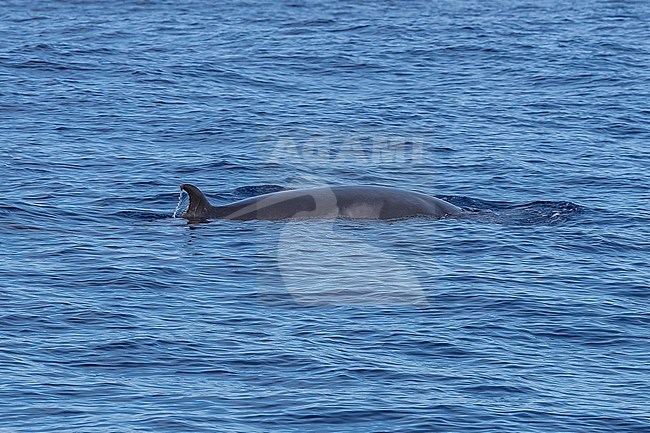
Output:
1 0 650 431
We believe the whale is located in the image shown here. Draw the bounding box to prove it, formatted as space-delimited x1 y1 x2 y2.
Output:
179 183 462 221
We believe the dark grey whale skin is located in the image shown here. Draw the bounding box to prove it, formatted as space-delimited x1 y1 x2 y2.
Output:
180 184 462 221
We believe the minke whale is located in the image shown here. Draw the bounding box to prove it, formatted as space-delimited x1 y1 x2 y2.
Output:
179 184 462 221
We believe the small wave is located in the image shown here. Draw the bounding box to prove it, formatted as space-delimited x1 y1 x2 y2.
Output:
439 196 584 225
110 210 172 221
232 184 290 198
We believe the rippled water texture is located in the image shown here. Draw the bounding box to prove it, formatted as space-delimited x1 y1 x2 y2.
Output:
1 1 649 432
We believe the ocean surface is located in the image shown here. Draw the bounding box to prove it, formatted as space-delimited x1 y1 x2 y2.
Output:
1 0 649 432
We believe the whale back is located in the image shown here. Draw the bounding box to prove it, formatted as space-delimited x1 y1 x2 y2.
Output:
178 184 462 221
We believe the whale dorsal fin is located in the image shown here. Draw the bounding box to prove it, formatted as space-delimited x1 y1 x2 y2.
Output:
180 184 213 220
